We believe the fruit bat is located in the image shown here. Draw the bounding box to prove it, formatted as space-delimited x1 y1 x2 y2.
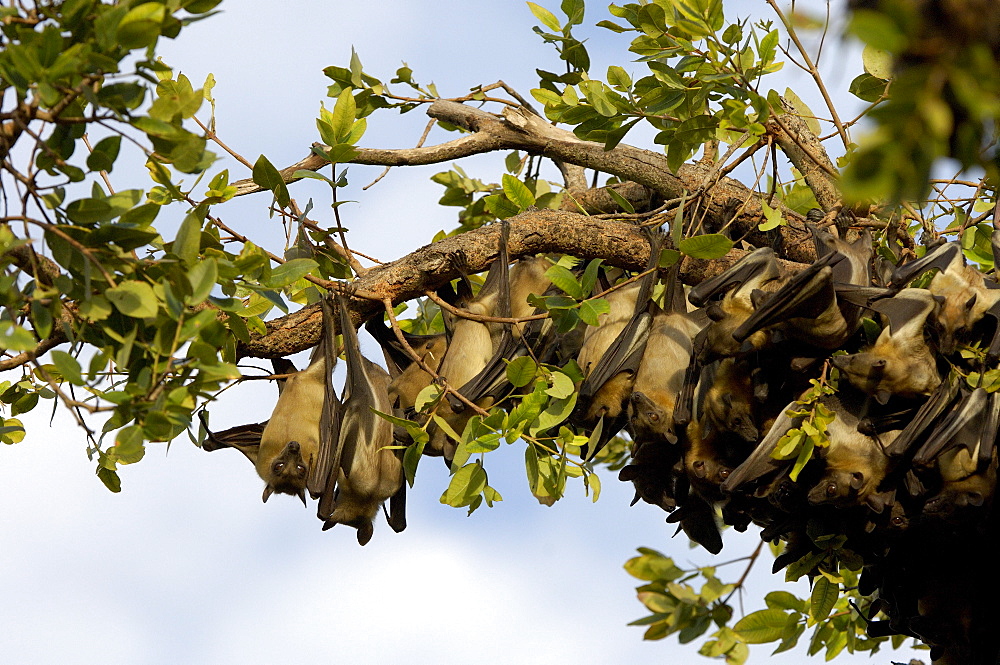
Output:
574 230 664 455
198 313 339 507
429 222 513 459
732 228 872 350
665 491 723 554
256 344 332 505
698 357 759 444
890 241 1000 354
830 288 942 403
805 405 899 509
687 247 786 361
365 314 448 437
628 268 704 445
445 255 554 412
682 420 738 503
318 293 405 544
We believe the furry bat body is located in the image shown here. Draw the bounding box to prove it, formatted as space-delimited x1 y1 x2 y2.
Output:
257 352 329 504
733 228 873 350
831 288 942 402
628 293 704 445
319 294 404 544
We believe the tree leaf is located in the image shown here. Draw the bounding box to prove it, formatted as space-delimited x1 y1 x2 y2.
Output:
50 350 85 386
678 233 733 259
266 258 318 289
809 576 837 623
502 174 536 210
251 154 290 208
106 280 160 318
506 356 537 387
527 2 561 32
733 609 790 644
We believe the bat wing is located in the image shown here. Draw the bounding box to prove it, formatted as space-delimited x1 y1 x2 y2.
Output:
312 297 344 504
387 483 407 533
579 229 664 403
198 412 265 463
666 494 723 554
889 242 962 289
913 387 987 466
884 376 959 457
732 262 835 342
671 327 707 427
271 358 297 395
720 400 801 494
688 247 779 307
868 289 937 337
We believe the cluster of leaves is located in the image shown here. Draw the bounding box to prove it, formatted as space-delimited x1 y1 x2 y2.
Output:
769 373 838 482
843 2 1000 202
626 547 907 664
0 1 362 489
529 0 784 170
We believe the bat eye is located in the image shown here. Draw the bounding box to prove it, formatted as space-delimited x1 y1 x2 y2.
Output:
825 483 838 497
297 464 306 475
274 461 285 471
693 460 704 470
719 468 731 479
648 412 659 422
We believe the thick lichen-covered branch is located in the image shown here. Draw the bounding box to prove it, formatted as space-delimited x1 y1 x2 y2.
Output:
236 209 810 359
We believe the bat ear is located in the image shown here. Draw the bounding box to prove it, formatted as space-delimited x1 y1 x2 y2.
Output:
357 522 374 546
297 489 307 507
965 491 985 507
262 485 273 503
722 392 734 408
875 390 892 405
966 292 978 310
850 471 865 490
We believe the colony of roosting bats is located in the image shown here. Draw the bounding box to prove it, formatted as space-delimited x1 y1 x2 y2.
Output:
204 214 1000 664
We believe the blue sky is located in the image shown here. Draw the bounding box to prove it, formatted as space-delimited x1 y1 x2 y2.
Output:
0 2 928 663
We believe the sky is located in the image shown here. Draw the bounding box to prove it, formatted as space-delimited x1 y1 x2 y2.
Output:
0 1 928 664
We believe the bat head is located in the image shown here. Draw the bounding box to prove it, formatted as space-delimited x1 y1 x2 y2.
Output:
807 468 865 506
720 392 759 442
260 440 309 504
628 390 678 443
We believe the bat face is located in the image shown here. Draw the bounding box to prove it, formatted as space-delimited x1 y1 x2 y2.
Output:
257 357 327 503
807 468 865 506
629 390 677 443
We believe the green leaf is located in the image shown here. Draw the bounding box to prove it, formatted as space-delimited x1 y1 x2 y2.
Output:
252 155 290 208
187 258 218 305
106 280 160 318
502 174 536 210
86 136 121 173
330 88 358 143
545 264 584 299
848 73 888 103
809 576 838 623
862 44 893 80
97 466 122 493
266 258 318 289
678 234 733 259
483 194 520 220
50 350 85 386
117 2 166 50
545 371 575 399
173 212 202 266
440 462 488 507
758 200 785 231
733 609 790 644
506 356 537 388
607 187 636 213
579 298 610 326
607 65 632 90
527 1 561 32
